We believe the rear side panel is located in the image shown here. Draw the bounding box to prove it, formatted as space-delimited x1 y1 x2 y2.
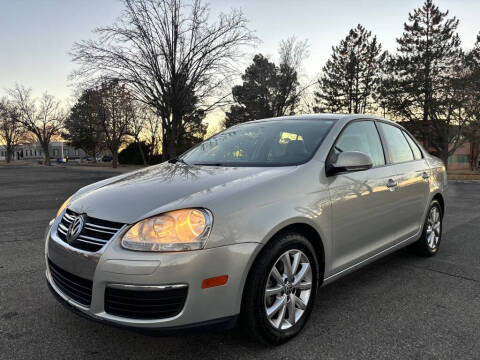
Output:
392 160 430 239
426 155 448 199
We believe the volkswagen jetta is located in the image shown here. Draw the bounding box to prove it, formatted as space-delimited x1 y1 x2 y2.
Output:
45 114 446 344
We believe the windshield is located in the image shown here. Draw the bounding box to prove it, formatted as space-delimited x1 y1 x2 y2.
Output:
182 119 335 166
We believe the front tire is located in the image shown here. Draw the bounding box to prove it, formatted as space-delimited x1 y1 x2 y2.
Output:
241 232 319 345
410 200 443 257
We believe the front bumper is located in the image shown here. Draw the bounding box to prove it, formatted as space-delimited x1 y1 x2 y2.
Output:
45 278 238 333
45 221 261 329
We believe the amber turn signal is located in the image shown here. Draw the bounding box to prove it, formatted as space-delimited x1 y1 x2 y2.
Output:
201 275 228 289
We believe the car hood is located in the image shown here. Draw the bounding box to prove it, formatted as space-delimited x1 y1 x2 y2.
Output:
68 162 295 224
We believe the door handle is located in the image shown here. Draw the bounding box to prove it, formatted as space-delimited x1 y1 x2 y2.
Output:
422 172 430 180
386 179 397 189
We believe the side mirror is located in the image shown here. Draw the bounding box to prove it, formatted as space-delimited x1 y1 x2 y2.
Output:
326 151 373 176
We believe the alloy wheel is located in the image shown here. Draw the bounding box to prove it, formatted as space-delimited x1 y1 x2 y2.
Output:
426 206 441 250
264 249 312 330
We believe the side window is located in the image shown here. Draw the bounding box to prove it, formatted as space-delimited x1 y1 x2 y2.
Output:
378 123 414 163
331 121 385 167
403 131 422 160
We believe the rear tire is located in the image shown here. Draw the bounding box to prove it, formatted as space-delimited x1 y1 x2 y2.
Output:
241 232 319 345
409 200 443 257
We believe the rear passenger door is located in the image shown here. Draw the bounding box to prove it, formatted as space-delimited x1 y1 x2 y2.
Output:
377 122 430 240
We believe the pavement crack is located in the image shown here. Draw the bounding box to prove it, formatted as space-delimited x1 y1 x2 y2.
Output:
0 239 33 244
407 264 479 283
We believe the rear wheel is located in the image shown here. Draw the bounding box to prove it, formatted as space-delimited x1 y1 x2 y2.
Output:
241 232 319 344
410 200 443 257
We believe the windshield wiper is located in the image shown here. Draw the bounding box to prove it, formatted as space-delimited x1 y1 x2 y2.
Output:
168 158 188 165
193 162 224 166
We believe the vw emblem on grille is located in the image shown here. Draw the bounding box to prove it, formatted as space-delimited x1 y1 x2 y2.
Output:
67 215 85 244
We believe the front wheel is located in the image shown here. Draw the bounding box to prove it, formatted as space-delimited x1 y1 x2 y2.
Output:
241 232 319 344
410 199 443 257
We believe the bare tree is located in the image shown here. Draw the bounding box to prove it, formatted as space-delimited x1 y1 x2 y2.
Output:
98 81 135 168
278 36 310 73
71 0 255 160
8 85 65 165
140 106 162 163
278 36 316 115
0 98 25 163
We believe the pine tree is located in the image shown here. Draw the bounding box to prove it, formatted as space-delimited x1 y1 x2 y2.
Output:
382 0 466 166
472 32 480 65
64 89 106 161
464 32 480 169
225 54 299 128
315 24 385 114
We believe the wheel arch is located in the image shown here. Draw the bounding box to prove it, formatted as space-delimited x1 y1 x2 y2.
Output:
432 192 445 216
271 223 326 283
241 220 326 309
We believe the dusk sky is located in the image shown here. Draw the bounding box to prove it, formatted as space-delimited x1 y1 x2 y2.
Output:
1 0 479 103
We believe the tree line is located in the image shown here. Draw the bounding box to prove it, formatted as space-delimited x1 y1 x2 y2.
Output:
1 0 479 169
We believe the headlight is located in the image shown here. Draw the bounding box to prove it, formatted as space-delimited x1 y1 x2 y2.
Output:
56 196 72 218
121 209 213 252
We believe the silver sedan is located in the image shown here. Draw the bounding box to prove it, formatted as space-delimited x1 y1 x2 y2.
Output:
45 114 446 344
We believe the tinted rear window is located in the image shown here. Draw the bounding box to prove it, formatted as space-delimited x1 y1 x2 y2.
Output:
378 123 414 163
403 131 423 160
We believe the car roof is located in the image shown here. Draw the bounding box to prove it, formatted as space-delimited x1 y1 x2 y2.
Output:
244 113 398 125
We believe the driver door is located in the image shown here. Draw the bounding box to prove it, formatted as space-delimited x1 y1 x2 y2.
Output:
327 120 402 274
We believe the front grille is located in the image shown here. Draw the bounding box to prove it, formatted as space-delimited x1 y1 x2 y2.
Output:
104 286 188 320
57 209 124 252
48 259 93 306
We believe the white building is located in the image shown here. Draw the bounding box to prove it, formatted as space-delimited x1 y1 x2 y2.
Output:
0 142 86 162
0 145 23 161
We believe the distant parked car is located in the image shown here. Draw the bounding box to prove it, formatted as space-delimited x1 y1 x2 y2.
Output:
102 155 113 162
45 114 447 344
67 157 81 163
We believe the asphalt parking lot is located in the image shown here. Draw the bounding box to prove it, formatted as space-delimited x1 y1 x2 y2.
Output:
0 165 479 359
